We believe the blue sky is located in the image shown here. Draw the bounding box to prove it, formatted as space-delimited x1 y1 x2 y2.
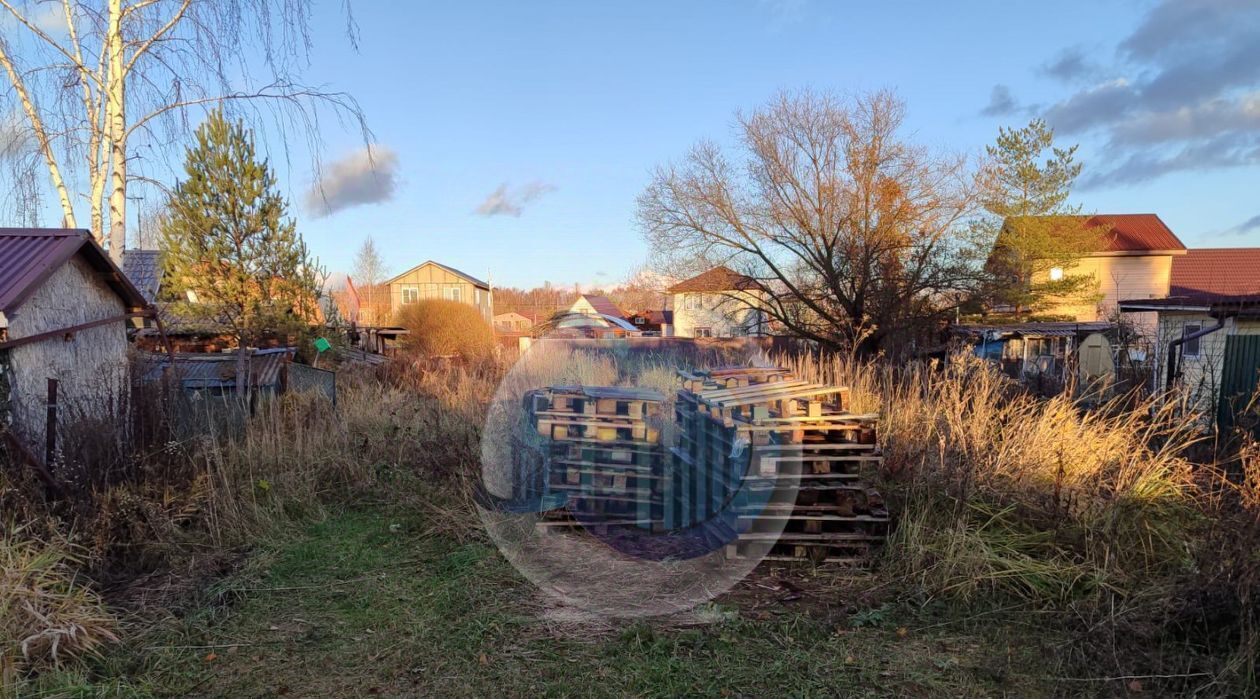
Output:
19 0 1260 289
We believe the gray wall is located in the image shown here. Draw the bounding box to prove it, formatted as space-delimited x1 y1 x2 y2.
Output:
3 255 129 458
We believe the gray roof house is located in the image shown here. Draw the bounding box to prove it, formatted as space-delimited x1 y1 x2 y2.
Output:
121 249 162 303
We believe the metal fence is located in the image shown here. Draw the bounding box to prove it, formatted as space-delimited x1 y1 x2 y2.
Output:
288 362 337 405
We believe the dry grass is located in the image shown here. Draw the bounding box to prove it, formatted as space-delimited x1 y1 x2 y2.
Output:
396 298 496 360
3 342 1258 693
789 352 1204 604
0 525 118 689
789 351 1260 691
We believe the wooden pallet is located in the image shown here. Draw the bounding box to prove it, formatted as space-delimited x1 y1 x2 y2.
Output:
523 386 669 531
517 368 890 564
672 366 889 564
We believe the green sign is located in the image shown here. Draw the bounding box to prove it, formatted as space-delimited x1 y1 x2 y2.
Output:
313 337 331 353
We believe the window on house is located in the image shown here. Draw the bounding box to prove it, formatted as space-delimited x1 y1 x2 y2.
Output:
474 288 481 305
693 326 712 338
401 286 419 304
686 294 700 310
1182 324 1201 358
1049 267 1064 281
447 286 463 303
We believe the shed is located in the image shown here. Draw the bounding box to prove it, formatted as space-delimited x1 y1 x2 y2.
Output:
950 321 1116 382
0 229 150 463
138 348 294 396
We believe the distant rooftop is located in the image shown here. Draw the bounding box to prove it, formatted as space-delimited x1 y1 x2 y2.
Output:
122 249 162 303
575 294 624 318
667 266 759 293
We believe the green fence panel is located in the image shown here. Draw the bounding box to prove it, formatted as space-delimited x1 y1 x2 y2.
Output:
1218 334 1260 436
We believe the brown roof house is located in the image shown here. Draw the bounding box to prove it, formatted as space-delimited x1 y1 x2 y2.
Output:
567 294 624 320
0 229 149 465
998 214 1187 335
666 266 767 338
1120 248 1260 428
626 309 672 334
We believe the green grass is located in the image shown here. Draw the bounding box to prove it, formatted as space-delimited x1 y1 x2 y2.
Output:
24 510 1057 698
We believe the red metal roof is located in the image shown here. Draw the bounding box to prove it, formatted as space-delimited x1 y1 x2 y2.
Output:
667 266 759 293
1169 248 1260 301
1080 214 1186 253
1004 214 1186 254
0 228 149 315
576 294 625 319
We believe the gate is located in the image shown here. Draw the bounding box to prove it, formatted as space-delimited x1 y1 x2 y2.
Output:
1218 334 1260 436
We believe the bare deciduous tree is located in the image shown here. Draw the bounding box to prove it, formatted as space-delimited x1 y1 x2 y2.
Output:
0 0 367 260
638 90 983 357
351 235 389 325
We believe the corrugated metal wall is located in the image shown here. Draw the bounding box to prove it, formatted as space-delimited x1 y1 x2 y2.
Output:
1218 335 1260 436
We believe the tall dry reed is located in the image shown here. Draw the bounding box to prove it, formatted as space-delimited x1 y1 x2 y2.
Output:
789 352 1203 604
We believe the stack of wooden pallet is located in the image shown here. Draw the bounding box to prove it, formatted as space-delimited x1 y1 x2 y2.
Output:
674 366 888 564
523 385 667 532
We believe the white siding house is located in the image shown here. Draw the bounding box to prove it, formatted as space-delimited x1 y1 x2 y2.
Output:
1119 248 1260 424
667 266 767 338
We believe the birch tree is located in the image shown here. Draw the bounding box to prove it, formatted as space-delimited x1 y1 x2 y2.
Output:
351 235 389 325
0 0 365 260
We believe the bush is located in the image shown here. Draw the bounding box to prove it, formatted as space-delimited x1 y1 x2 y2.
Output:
396 299 496 361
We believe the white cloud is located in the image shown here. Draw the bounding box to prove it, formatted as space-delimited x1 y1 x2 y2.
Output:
305 146 399 218
979 85 1019 117
474 180 557 217
2 4 65 34
1022 0 1260 188
757 0 809 29
1228 213 1260 236
0 111 33 161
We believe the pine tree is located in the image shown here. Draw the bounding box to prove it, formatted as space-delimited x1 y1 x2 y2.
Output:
161 110 323 362
981 119 1102 318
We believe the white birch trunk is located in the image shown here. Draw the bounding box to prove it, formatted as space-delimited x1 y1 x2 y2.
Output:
0 43 78 229
105 0 127 261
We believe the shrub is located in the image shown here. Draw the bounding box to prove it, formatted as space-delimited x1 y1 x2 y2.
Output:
396 299 496 361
